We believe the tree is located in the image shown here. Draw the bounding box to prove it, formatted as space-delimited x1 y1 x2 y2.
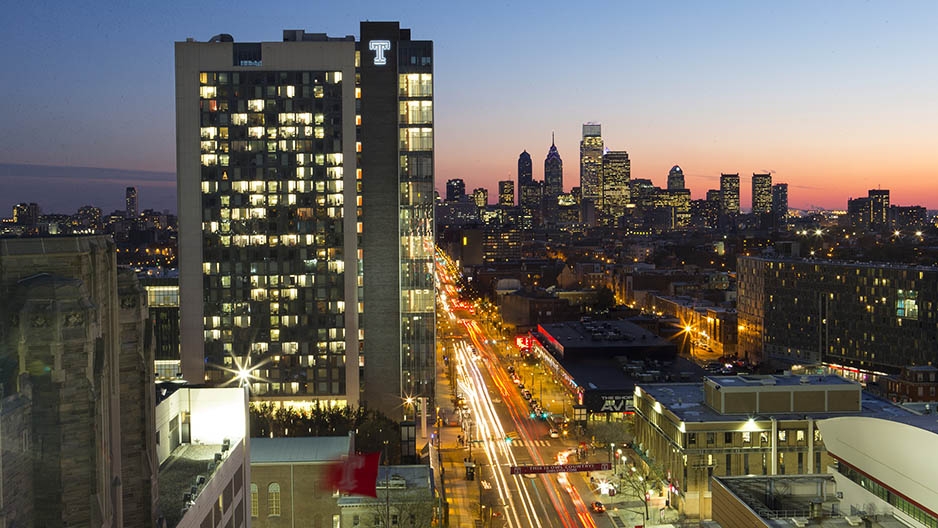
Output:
594 286 616 313
367 484 436 528
617 454 668 526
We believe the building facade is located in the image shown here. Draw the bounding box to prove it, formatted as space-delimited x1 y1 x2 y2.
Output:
498 180 514 207
720 173 740 216
544 135 564 213
445 178 465 203
601 150 631 223
751 173 772 215
737 256 938 377
771 183 788 230
175 22 435 417
0 236 157 527
579 123 603 202
632 375 888 520
667 165 685 190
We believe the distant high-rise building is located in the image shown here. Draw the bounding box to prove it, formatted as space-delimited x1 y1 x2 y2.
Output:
771 183 788 229
518 150 532 187
600 150 630 222
667 165 685 190
579 123 603 201
869 189 890 229
720 173 740 216
472 187 488 208
12 202 39 226
751 173 772 214
446 178 466 202
175 22 435 416
125 186 138 219
544 134 564 206
848 189 891 231
498 180 514 206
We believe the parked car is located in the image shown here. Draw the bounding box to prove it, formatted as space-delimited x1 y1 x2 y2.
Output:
549 429 560 439
591 501 606 513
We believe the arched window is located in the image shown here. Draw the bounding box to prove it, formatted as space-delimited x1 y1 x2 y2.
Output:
268 483 281 516
250 483 258 517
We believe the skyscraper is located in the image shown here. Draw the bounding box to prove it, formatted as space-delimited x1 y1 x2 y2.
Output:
771 183 788 229
869 189 890 229
751 173 772 214
544 134 563 211
720 173 740 216
600 149 630 222
125 186 138 218
175 22 435 417
518 150 532 187
498 180 514 206
472 187 488 208
445 178 466 202
579 123 603 202
667 165 685 190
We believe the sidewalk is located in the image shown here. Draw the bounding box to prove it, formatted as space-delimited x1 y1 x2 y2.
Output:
435 345 480 528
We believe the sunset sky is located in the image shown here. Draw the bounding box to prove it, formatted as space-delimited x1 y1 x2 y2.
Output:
1 1 936 214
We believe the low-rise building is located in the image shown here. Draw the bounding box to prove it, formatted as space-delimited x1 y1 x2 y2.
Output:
632 374 922 520
156 385 250 528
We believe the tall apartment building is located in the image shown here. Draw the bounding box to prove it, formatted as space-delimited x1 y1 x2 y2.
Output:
751 173 772 214
126 186 139 218
720 173 740 216
579 123 603 202
737 256 938 376
445 178 465 202
498 180 514 207
175 22 435 417
0 236 157 527
600 149 630 223
771 183 788 229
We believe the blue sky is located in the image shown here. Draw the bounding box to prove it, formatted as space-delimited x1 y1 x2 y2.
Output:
1 1 936 213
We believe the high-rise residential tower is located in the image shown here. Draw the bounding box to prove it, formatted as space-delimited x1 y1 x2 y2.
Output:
720 173 740 216
751 172 772 214
125 186 138 219
869 189 890 229
772 182 788 229
579 123 603 202
544 134 563 210
175 22 435 417
445 178 465 202
667 165 685 190
498 180 514 206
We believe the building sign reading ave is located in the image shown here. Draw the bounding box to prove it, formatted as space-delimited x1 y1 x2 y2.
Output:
509 462 611 475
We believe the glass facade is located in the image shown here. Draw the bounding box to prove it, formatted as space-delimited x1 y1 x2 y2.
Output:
397 45 436 400
198 69 350 398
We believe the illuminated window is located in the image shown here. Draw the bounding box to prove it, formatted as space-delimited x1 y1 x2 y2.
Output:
267 483 281 516
897 290 919 320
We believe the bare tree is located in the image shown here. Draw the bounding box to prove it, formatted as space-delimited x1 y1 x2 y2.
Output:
366 486 436 528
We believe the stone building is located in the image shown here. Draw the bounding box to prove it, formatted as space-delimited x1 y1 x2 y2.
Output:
0 236 156 526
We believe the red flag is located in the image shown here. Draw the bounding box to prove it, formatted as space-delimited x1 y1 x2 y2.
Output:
325 451 382 498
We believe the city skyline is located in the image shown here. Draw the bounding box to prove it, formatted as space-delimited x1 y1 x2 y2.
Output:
1 1 936 214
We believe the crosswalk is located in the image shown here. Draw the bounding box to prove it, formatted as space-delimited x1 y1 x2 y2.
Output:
509 439 552 448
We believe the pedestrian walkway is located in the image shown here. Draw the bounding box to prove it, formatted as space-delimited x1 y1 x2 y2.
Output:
509 439 552 448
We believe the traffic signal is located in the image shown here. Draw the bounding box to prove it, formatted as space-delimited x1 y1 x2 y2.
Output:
530 412 535 418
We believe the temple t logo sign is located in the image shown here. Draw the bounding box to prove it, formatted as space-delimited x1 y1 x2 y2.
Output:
369 40 391 65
